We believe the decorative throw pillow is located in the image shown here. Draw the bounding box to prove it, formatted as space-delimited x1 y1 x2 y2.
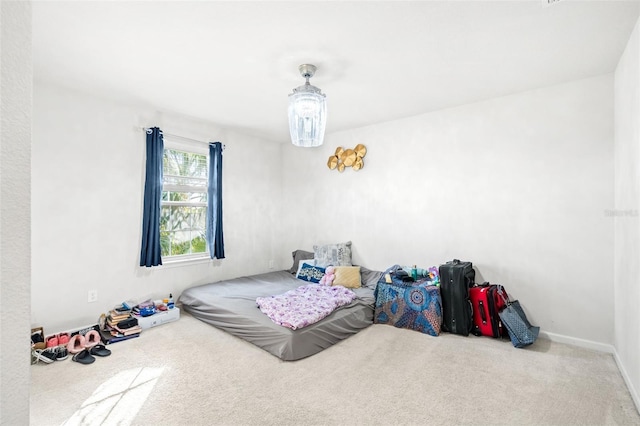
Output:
332 266 361 288
313 241 352 267
296 262 326 284
289 249 315 274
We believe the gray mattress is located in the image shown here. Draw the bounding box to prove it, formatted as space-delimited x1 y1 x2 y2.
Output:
178 270 379 361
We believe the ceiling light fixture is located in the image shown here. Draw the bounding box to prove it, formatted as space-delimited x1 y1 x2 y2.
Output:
288 64 327 147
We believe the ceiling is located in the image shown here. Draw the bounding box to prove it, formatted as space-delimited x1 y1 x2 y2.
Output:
32 1 640 143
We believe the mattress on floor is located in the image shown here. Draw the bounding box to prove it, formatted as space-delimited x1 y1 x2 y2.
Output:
178 270 378 361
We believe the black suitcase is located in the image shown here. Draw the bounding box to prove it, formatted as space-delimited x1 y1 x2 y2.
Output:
439 259 475 336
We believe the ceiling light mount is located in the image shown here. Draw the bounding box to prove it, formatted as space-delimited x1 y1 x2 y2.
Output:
288 63 327 148
299 64 316 80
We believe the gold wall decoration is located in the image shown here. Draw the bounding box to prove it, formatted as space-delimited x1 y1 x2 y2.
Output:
327 144 367 172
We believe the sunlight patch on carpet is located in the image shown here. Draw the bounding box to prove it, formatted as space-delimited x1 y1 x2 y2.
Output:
62 367 165 426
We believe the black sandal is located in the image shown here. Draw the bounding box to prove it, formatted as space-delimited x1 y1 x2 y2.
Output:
72 349 95 365
89 344 111 357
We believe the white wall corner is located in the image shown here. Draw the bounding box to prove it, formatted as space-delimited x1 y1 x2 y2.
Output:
614 349 640 417
538 331 640 415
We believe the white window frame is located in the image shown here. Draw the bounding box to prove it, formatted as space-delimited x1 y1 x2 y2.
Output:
161 137 210 263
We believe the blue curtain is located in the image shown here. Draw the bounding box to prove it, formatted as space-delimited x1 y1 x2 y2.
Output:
207 142 225 259
140 127 164 267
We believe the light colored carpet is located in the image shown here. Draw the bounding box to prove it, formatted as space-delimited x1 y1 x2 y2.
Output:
30 312 639 426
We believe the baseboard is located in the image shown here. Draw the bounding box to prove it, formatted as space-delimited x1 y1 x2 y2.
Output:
539 331 614 353
50 323 99 338
613 349 640 416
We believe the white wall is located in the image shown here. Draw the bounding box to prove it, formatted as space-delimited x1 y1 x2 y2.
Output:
33 72 618 348
32 83 283 333
282 75 615 346
0 1 31 424
614 15 640 411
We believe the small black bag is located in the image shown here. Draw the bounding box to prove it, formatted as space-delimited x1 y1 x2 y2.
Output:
391 266 414 282
117 317 139 330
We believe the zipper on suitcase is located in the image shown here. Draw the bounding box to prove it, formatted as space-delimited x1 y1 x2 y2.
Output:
450 275 456 333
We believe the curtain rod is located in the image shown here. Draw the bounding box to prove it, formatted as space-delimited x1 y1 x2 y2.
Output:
141 127 225 150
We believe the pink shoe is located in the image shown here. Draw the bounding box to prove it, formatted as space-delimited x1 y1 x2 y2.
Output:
84 330 101 349
46 335 59 348
58 332 70 345
66 334 85 354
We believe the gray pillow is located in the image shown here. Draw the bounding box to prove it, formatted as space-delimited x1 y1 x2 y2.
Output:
358 266 384 289
313 241 352 267
289 249 314 274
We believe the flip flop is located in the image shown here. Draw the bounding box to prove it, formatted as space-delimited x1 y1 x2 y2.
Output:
72 349 95 365
89 344 111 357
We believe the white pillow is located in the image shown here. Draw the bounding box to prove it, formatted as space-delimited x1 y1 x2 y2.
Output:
296 258 316 276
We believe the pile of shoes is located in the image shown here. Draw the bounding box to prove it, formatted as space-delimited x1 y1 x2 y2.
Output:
67 329 111 364
31 327 112 365
31 329 69 364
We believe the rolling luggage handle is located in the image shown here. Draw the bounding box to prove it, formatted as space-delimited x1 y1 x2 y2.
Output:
478 300 487 324
478 281 493 326
496 285 508 307
494 284 507 338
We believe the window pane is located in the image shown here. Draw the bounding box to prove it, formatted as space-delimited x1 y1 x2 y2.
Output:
171 192 189 202
160 206 207 257
160 148 210 259
163 149 207 180
170 231 192 255
191 230 206 253
162 191 206 204
189 192 207 203
163 206 206 230
172 206 191 231
164 175 207 187
189 206 206 228
160 230 171 257
160 206 171 231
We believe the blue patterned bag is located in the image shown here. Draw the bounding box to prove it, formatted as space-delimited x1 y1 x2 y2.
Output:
374 265 443 336
499 300 539 348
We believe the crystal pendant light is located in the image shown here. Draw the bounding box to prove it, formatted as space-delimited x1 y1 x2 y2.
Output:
288 64 327 147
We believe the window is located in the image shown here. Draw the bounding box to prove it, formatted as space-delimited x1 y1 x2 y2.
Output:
140 128 224 267
160 147 208 259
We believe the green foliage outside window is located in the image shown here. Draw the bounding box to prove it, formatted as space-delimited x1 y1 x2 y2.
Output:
160 148 208 257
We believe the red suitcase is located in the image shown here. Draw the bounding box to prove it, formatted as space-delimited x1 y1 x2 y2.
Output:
469 283 508 338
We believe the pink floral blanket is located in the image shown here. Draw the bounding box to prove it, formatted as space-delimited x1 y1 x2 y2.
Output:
256 284 357 330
